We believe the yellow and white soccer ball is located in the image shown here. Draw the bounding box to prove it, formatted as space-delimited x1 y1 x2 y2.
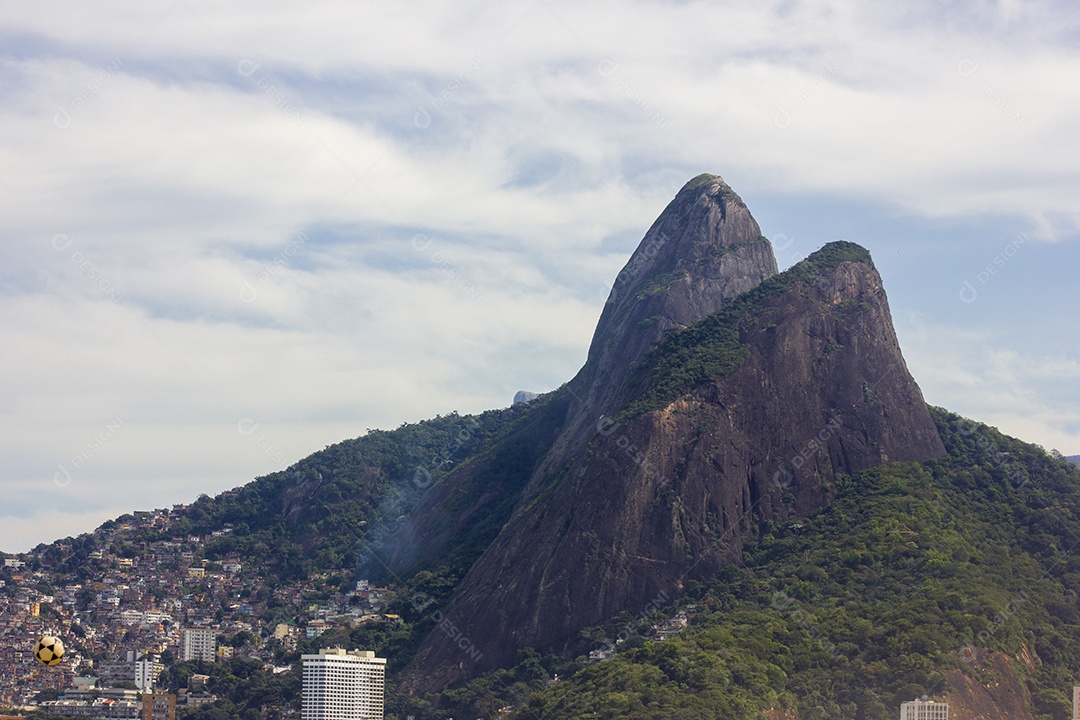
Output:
34 635 64 666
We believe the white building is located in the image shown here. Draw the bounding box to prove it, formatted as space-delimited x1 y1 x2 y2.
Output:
1073 685 1080 720
98 650 162 691
900 698 949 720
180 627 216 662
134 653 163 693
301 647 386 720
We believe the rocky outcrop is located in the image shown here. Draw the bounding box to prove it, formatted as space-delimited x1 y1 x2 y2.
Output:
402 177 944 693
523 174 778 501
512 391 539 405
944 647 1036 720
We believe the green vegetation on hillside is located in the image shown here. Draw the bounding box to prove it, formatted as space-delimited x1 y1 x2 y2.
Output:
156 657 300 720
191 409 515 584
36 393 568 597
620 241 873 419
483 408 1080 720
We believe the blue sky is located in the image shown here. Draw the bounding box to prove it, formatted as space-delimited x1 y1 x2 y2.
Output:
1 0 1078 552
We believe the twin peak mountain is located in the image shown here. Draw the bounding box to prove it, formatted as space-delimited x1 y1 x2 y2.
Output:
396 174 945 692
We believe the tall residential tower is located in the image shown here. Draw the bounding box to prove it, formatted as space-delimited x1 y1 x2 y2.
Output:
301 648 386 720
179 627 216 662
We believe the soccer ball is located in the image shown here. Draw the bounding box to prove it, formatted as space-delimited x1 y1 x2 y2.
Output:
34 636 64 666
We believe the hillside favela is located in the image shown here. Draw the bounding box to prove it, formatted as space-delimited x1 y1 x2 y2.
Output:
2 174 1080 720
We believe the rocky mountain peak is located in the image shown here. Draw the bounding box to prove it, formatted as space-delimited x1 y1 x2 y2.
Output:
590 173 776 374
403 180 945 693
522 175 779 500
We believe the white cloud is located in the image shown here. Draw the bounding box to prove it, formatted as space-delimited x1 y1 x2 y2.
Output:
897 312 1080 453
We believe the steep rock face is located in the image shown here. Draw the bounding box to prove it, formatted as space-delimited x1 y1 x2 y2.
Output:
406 241 944 692
386 176 776 578
524 174 778 499
587 174 777 382
944 647 1036 720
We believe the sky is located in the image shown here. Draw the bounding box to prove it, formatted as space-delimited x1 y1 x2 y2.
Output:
1 0 1078 553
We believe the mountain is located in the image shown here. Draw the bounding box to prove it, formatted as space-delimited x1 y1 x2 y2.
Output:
403 181 944 690
1068 455 1080 468
15 173 1080 720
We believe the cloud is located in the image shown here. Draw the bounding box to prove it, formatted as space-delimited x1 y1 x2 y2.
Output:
897 311 1080 450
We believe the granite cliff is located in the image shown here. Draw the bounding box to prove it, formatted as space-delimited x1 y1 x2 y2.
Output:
385 174 777 576
402 177 944 692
